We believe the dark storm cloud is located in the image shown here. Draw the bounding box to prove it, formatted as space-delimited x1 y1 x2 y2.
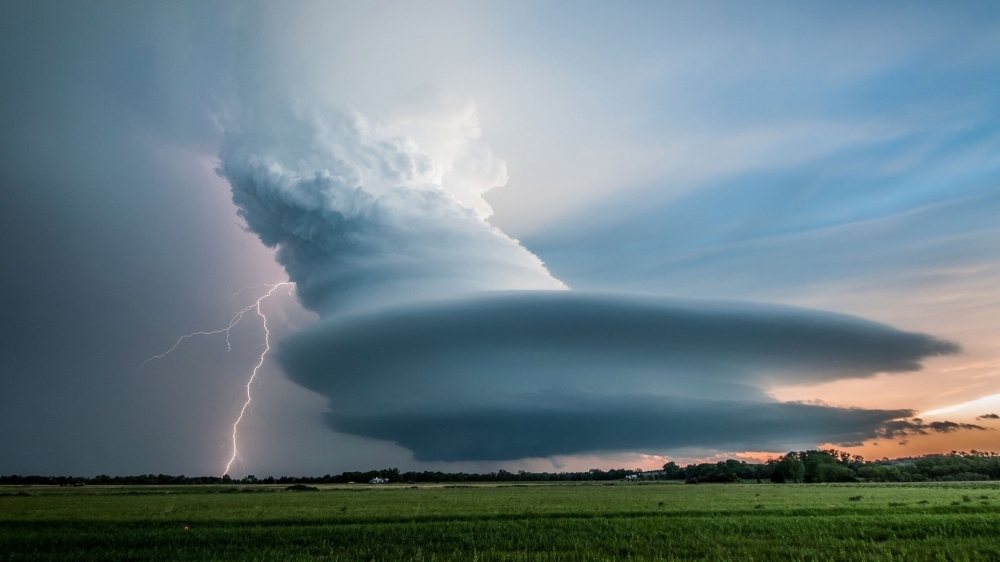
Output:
876 418 988 439
277 292 958 461
281 291 957 390
329 395 913 462
0 1 275 475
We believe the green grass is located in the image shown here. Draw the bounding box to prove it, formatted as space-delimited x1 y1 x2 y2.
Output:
3 482 1000 560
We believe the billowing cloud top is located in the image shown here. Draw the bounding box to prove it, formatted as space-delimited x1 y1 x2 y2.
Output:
217 108 564 315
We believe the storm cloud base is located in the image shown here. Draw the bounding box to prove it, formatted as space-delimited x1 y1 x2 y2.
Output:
279 292 958 461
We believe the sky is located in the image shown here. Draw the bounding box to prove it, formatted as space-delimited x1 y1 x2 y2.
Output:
1 0 999 477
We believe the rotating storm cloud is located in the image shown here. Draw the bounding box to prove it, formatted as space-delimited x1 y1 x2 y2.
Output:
142 102 967 471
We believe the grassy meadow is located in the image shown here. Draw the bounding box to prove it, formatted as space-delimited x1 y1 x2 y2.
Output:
2 481 1000 561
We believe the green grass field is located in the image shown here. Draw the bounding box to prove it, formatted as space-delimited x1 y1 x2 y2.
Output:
3 481 1000 561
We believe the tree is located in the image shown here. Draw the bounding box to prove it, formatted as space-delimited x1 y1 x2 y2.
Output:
814 464 857 482
661 462 683 480
857 465 902 482
771 454 805 483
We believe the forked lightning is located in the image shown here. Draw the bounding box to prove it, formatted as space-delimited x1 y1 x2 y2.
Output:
140 282 295 476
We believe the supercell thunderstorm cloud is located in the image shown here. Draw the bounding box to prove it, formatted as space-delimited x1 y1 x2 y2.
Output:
217 108 960 462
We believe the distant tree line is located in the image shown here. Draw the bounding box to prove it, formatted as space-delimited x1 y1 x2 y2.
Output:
663 450 1000 483
3 451 999 486
0 467 642 486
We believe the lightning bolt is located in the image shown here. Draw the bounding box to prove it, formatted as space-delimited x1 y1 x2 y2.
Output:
223 282 293 476
140 282 295 476
138 305 255 372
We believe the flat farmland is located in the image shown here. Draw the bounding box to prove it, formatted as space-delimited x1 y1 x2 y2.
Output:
3 481 1000 561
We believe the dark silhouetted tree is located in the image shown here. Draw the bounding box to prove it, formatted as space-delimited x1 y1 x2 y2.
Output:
771 454 805 483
